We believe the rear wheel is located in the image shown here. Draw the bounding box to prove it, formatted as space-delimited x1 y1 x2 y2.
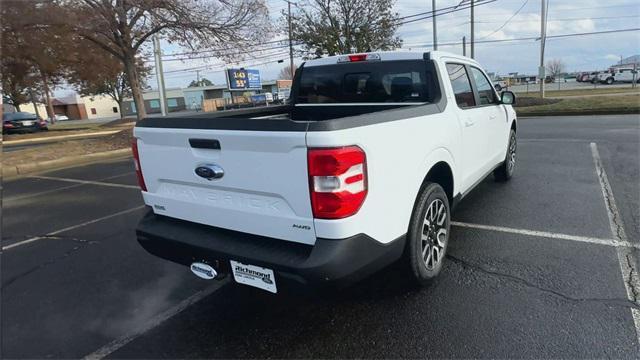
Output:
404 182 450 286
606 77 614 85
494 129 517 182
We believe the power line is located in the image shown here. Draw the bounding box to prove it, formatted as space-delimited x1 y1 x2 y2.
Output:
162 47 295 62
397 0 497 26
478 0 528 40
163 39 290 57
474 14 640 24
402 27 640 48
153 51 290 76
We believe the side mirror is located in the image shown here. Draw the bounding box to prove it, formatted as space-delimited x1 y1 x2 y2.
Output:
501 91 516 105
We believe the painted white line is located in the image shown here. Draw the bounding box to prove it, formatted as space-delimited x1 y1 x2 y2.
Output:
590 142 640 345
83 284 221 360
1 205 146 251
450 221 635 248
27 175 139 190
5 172 135 202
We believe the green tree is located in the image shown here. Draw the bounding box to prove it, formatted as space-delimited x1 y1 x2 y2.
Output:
287 0 402 58
188 78 214 87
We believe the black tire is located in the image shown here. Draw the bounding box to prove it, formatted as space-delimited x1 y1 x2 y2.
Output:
404 182 451 287
494 129 517 182
606 77 614 85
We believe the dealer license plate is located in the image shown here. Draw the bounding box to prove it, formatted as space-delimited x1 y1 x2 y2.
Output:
230 260 277 293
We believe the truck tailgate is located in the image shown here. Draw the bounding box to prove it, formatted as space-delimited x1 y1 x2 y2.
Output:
134 127 315 245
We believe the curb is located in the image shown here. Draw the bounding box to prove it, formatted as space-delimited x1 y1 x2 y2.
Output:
4 130 121 146
3 148 131 179
515 109 640 117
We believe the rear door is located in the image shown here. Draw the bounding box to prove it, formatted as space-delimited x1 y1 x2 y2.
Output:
134 126 316 245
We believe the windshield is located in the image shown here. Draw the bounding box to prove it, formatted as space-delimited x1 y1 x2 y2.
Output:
4 112 38 121
295 60 437 104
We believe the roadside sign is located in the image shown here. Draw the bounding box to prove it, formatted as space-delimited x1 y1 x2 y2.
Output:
227 69 262 90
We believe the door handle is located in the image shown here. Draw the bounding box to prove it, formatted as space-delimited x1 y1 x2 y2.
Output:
464 119 475 127
489 115 497 120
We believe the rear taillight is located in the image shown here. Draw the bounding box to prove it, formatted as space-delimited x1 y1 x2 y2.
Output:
308 146 367 219
131 139 147 191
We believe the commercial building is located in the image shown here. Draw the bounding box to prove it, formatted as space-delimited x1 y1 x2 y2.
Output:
122 80 291 115
6 94 119 120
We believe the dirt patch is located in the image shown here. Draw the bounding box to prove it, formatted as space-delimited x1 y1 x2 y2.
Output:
514 97 563 107
4 128 133 167
101 117 137 128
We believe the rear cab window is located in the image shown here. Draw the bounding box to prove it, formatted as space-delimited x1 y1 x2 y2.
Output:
295 60 438 104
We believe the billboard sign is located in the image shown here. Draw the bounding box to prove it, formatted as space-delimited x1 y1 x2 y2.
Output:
227 69 262 90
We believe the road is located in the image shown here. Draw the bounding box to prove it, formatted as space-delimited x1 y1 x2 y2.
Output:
2 114 639 358
509 78 636 93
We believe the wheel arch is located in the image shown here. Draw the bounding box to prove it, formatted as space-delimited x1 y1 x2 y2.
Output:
415 148 456 207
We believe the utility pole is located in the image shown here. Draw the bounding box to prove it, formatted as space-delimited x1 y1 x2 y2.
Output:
287 0 295 79
470 0 475 58
462 36 466 56
196 70 201 87
539 0 547 98
432 0 438 50
153 34 168 116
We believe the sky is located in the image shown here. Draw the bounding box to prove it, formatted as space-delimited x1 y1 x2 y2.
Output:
67 0 640 93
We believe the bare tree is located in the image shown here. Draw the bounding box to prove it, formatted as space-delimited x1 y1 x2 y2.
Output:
287 0 402 59
56 0 269 120
278 64 297 80
546 59 565 80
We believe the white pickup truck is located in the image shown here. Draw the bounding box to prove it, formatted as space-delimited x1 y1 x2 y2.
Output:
133 51 518 293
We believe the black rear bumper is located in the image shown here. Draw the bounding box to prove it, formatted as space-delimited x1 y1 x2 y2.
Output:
136 210 405 289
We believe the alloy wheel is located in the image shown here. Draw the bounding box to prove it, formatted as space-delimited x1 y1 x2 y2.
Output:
421 199 448 270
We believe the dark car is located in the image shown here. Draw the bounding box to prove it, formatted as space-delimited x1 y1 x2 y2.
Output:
3 112 48 134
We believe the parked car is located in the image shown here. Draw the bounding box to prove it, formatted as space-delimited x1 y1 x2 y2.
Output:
3 112 48 134
132 51 518 293
613 68 639 83
47 114 70 121
493 79 508 91
593 70 615 84
579 71 598 83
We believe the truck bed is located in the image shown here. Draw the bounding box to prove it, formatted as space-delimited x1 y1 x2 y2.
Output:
136 101 445 132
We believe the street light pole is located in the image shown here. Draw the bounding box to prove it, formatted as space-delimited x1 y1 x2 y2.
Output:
287 0 295 79
539 0 547 98
153 34 167 116
432 0 438 50
470 0 475 58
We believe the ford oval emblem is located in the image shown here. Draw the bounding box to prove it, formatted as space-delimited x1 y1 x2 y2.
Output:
190 262 217 280
195 164 224 180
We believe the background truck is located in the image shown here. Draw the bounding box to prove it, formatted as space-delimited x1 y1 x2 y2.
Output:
132 51 518 293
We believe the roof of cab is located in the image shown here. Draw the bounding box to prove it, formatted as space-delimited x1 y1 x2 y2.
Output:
302 50 480 67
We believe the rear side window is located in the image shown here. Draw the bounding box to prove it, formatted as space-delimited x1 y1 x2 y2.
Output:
296 60 436 104
470 67 497 105
446 64 475 108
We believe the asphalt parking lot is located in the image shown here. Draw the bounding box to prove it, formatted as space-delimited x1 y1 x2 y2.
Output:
2 114 639 358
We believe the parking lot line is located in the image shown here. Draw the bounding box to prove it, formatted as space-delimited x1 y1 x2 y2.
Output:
5 172 135 202
27 175 139 190
450 221 639 248
590 142 640 345
1 205 146 251
83 284 222 360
